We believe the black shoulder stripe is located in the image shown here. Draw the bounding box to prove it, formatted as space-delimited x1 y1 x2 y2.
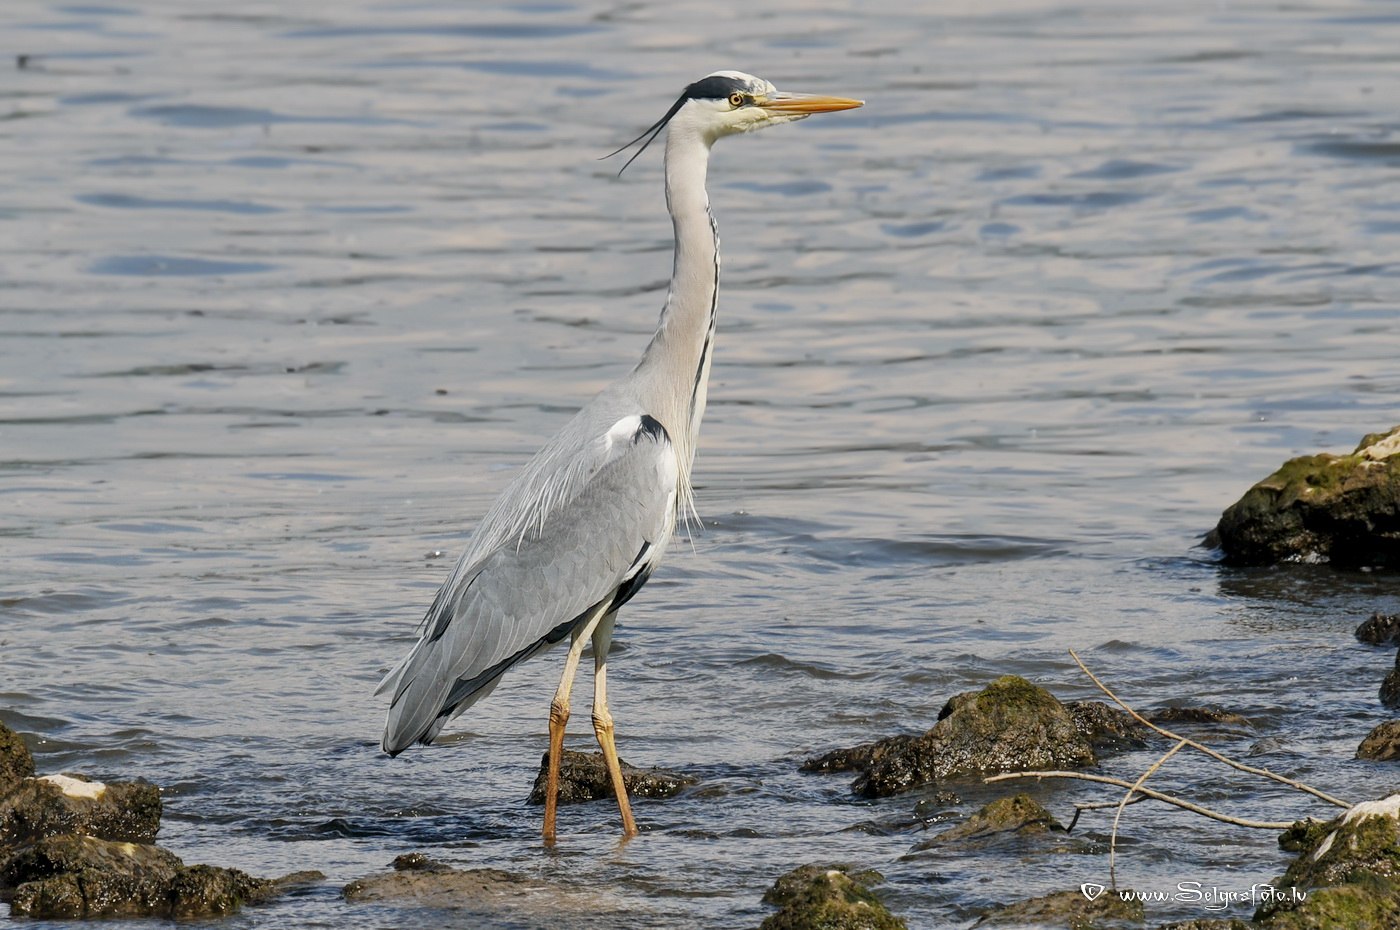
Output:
613 564 654 610
634 415 668 444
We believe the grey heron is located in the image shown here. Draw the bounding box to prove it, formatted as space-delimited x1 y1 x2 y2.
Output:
378 70 862 842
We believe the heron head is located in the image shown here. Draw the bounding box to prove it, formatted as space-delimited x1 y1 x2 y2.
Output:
607 70 863 173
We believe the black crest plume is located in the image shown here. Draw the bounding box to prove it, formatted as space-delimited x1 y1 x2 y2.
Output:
600 76 748 176
600 92 689 176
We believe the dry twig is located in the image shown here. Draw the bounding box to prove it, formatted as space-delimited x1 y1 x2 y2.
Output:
1110 738 1188 886
985 770 1296 830
1068 648 1350 809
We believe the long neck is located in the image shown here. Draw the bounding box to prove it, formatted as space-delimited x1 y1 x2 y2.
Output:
633 125 719 510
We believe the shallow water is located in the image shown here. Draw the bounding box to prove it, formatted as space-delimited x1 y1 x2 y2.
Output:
3 0 1399 926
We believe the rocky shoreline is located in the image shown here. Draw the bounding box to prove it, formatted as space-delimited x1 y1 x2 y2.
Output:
0 723 319 919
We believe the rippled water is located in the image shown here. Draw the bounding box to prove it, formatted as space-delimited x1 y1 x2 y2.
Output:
4 0 1400 926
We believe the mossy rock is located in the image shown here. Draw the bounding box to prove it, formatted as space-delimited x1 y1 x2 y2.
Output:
760 864 906 930
803 676 1097 797
1262 875 1400 929
1208 426 1400 568
1277 798 1400 891
1255 795 1400 927
975 887 1144 928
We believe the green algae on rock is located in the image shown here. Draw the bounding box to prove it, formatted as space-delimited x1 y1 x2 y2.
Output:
760 864 907 930
1256 795 1400 929
802 676 1119 798
1207 426 1400 568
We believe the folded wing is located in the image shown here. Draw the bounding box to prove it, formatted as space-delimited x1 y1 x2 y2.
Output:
381 414 677 755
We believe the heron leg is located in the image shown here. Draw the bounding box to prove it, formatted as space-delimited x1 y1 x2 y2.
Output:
591 610 638 837
543 602 611 844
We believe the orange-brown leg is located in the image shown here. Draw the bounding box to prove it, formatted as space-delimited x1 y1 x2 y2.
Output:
543 603 609 845
591 611 638 837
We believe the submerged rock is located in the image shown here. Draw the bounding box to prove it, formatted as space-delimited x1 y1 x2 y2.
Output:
803 676 1105 798
526 749 696 806
1148 707 1250 728
344 854 619 917
1207 426 1400 568
974 887 1143 927
911 793 1064 850
1356 722 1400 761
760 864 906 930
0 726 33 795
1356 612 1400 646
1 774 161 846
344 856 530 907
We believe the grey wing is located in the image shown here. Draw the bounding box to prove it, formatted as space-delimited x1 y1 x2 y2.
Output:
381 414 678 755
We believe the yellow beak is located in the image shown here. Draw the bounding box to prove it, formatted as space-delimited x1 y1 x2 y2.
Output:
759 93 865 114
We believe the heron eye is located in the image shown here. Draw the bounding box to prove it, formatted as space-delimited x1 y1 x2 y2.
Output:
728 92 745 108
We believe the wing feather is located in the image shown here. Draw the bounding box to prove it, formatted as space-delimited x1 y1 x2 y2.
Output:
381 412 678 754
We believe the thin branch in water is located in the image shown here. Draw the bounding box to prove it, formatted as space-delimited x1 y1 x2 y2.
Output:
984 771 1297 830
1111 738 1188 888
1068 648 1351 810
1067 794 1150 832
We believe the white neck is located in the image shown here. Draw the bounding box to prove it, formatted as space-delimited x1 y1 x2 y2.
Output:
631 118 720 516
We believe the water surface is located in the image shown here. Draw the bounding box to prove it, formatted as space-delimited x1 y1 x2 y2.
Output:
3 0 1399 927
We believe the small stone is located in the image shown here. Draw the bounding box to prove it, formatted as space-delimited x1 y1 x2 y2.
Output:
1149 706 1250 727
392 852 449 872
1357 721 1400 761
911 793 1063 850
526 749 696 806
760 864 906 930
37 774 106 800
1383 655 1400 709
1357 612 1400 646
